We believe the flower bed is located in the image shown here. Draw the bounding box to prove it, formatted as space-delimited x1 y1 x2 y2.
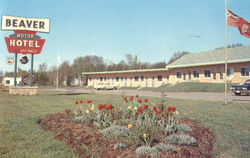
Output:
38 95 215 158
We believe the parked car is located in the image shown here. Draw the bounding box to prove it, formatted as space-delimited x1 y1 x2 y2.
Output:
230 79 250 96
94 83 117 90
17 82 25 86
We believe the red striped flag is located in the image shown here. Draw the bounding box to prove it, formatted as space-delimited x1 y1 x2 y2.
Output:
227 9 250 38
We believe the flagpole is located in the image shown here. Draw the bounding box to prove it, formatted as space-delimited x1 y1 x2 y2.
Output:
225 0 228 105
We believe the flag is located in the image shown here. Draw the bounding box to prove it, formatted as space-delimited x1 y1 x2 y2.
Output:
227 9 250 38
227 9 241 27
237 19 250 38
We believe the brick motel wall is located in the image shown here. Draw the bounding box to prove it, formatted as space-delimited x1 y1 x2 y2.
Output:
86 61 250 88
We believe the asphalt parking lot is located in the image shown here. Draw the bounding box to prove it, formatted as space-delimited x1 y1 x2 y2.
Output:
53 88 250 103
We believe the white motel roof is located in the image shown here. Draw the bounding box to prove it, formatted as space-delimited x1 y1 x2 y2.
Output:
166 45 250 69
82 68 167 75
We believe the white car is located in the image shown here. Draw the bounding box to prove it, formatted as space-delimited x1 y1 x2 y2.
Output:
94 83 117 90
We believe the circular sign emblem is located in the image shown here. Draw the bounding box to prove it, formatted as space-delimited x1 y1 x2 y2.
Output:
20 55 29 64
7 57 14 65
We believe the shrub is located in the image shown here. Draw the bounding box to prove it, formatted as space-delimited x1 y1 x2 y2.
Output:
177 123 192 132
100 125 131 139
135 146 159 158
73 115 93 125
167 134 196 145
153 143 178 153
113 143 127 150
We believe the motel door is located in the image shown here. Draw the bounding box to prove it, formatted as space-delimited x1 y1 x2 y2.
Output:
212 67 216 80
146 77 148 87
188 71 191 80
130 76 132 87
125 76 127 87
152 76 154 87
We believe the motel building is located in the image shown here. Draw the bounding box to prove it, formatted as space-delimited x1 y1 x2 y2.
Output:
83 45 250 88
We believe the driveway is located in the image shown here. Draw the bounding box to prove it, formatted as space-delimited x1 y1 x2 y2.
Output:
50 88 250 103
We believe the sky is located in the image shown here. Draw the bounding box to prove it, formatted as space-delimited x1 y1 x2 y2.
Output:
0 0 250 73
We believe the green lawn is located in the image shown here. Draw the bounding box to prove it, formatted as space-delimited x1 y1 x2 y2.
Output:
140 82 237 92
0 90 249 158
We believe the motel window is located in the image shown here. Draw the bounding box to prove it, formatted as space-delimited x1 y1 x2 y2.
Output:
193 70 199 78
241 67 249 76
141 76 144 81
89 77 92 81
220 67 223 79
116 76 119 81
121 76 123 81
104 77 106 81
6 80 10 84
176 72 181 79
135 76 138 82
204 70 211 78
227 68 234 76
158 75 162 81
100 77 103 81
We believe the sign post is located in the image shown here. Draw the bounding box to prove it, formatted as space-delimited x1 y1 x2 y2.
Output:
30 54 34 86
2 15 50 88
14 53 17 86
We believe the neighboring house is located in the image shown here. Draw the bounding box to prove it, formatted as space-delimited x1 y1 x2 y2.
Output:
71 78 81 86
83 45 250 88
2 77 22 86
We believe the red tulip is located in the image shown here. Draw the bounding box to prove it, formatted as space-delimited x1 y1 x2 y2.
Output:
153 106 157 112
172 106 176 112
98 104 103 110
129 96 133 101
144 98 148 103
143 104 148 109
156 109 162 115
137 98 142 103
105 104 113 110
80 100 83 104
137 107 142 114
87 99 92 104
136 94 139 98
75 101 79 105
123 97 128 103
167 106 172 112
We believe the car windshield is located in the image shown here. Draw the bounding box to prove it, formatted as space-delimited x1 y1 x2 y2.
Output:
245 80 250 85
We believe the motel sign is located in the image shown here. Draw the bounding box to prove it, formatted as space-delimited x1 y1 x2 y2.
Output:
1 15 50 86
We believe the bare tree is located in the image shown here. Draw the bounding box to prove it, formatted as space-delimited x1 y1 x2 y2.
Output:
167 51 190 65
48 66 57 86
59 61 72 86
